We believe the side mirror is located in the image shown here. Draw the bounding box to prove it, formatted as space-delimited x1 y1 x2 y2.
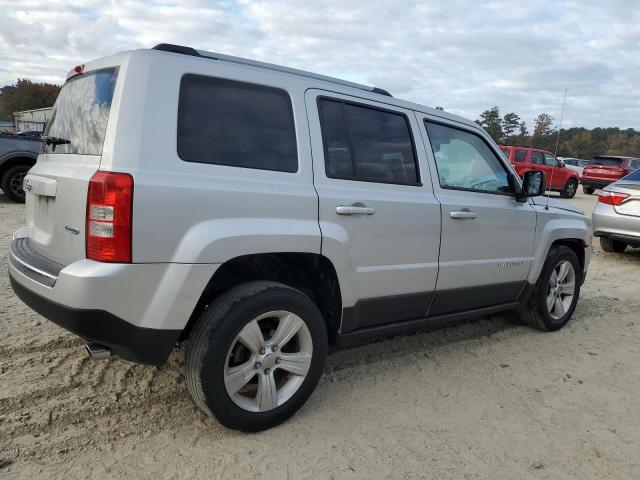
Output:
522 170 546 197
558 159 566 168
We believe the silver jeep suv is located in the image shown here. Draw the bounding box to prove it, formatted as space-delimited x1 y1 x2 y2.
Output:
8 44 592 431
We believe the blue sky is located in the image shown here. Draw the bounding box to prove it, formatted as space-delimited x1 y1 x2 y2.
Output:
0 0 638 130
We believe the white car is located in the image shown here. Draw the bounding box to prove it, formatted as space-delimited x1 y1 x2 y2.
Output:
8 44 592 432
559 157 589 177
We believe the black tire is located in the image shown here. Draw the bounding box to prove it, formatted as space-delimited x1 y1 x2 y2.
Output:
515 245 581 331
582 185 595 195
185 281 328 432
600 237 626 253
1 164 30 203
560 179 578 199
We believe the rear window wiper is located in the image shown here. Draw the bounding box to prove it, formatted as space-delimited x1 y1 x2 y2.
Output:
41 136 71 145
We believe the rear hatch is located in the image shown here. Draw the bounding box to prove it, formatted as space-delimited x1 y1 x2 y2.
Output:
24 67 118 265
583 156 626 181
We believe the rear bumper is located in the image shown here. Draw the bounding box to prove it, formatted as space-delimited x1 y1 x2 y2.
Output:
592 203 640 246
8 232 217 365
580 178 615 189
9 275 179 365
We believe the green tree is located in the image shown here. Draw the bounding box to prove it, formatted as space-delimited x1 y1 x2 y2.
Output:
0 79 61 120
531 113 555 150
565 131 593 159
502 112 521 137
476 106 504 143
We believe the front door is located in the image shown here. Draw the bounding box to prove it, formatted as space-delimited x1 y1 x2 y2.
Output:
417 115 537 316
305 90 441 332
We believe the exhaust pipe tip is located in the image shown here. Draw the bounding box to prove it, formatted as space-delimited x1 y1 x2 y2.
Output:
85 342 111 361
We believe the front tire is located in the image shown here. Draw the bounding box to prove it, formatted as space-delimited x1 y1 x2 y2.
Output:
515 245 581 331
185 281 328 432
600 237 626 253
582 185 595 195
561 179 578 199
1 164 30 203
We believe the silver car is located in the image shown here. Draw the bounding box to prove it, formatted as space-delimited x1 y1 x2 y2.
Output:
8 44 593 432
593 168 640 252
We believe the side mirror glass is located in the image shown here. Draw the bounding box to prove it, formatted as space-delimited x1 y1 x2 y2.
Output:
522 170 546 197
558 159 566 168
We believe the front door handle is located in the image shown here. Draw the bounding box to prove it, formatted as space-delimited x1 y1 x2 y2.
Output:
336 203 375 216
450 209 478 219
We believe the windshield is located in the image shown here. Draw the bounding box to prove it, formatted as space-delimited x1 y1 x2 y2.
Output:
44 68 118 155
590 157 622 167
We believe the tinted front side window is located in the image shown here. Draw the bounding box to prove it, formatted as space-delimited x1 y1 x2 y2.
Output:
630 159 640 170
543 153 558 166
425 121 511 194
178 75 297 172
318 99 419 185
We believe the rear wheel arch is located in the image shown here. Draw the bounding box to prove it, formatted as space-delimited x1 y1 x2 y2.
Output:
182 252 343 346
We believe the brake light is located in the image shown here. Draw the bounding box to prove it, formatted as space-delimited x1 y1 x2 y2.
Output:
86 171 134 262
66 64 84 81
598 190 630 206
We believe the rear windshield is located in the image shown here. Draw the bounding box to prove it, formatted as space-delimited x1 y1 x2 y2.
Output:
590 157 622 167
44 68 118 155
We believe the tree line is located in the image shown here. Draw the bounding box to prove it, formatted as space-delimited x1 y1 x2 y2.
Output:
476 106 640 159
0 79 61 120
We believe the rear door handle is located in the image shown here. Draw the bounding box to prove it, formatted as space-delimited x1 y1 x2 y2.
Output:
336 204 375 216
450 209 477 219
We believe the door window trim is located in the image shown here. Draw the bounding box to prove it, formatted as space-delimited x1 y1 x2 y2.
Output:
423 118 516 197
316 95 422 187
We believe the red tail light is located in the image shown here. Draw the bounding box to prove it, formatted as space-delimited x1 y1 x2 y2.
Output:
598 190 630 206
86 171 134 262
66 64 84 81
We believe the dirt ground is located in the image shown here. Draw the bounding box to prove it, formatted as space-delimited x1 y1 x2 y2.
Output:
1 190 639 479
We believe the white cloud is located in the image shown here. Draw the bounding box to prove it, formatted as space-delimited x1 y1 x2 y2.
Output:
0 0 638 129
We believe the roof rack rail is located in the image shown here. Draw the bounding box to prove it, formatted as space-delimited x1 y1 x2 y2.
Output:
152 43 392 97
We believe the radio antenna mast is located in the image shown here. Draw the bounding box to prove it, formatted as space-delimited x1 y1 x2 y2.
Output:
546 88 568 210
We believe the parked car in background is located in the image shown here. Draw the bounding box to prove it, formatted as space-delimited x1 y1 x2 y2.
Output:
8 44 592 432
0 133 40 202
558 157 589 177
500 146 580 198
581 156 640 194
593 168 640 252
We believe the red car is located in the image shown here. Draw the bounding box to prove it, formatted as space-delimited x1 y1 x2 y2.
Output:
580 156 640 194
499 145 580 198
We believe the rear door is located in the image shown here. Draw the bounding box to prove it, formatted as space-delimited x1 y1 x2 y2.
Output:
306 90 441 332
417 115 536 316
24 67 119 265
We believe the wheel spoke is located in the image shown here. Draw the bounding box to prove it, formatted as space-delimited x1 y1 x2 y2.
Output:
256 372 278 411
554 297 566 317
225 360 257 394
277 352 312 377
270 313 304 348
557 262 570 282
559 282 575 295
549 270 558 287
237 319 265 354
546 292 555 312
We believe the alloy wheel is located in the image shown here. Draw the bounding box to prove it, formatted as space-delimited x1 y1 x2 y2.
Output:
546 260 576 320
224 310 313 412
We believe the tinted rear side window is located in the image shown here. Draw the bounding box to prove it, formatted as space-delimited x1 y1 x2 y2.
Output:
318 98 419 185
178 75 297 172
514 149 527 162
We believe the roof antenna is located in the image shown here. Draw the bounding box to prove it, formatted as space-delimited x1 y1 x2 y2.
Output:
546 88 568 210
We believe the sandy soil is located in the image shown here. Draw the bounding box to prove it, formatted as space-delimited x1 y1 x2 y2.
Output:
1 190 639 479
